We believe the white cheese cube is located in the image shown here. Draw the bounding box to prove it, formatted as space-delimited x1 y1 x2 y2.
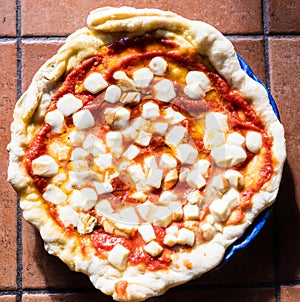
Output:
211 144 233 168
159 153 177 169
138 224 156 243
119 207 140 224
83 134 106 156
149 57 167 75
67 130 85 144
123 144 140 160
52 172 66 185
168 201 183 221
144 155 158 169
32 155 58 177
57 206 79 227
193 159 210 177
179 168 190 182
227 132 245 146
186 190 202 205
146 168 163 189
246 131 262 153
210 175 229 195
209 198 230 222
77 213 97 234
165 126 186 148
175 144 198 164
205 112 228 131
108 244 130 271
164 169 178 190
94 153 112 171
166 225 179 236
95 199 113 215
186 169 206 189
224 169 244 189
163 233 177 247
57 93 83 117
73 110 95 130
230 145 247 166
142 101 160 119
83 72 108 94
184 83 205 99
153 206 173 227
154 79 176 102
137 202 158 221
94 181 113 194
204 129 225 149
130 191 147 203
42 184 66 204
113 70 131 81
131 117 144 129
135 130 152 146
48 142 70 161
144 241 163 257
158 191 178 205
45 109 64 133
133 67 153 88
177 228 195 246
104 85 122 103
183 204 200 220
72 159 89 172
164 107 185 124
106 131 123 155
201 223 216 241
128 164 146 183
69 188 97 211
121 125 137 140
153 122 168 135
71 147 89 160
222 188 240 210
104 107 131 130
186 71 210 90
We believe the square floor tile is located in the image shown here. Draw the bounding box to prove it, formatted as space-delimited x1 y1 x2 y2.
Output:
0 0 16 36
281 285 300 302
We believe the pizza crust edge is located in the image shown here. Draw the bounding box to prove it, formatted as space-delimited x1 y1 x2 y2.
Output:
7 6 286 301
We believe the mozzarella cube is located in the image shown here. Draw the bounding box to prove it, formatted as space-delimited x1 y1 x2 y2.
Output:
164 169 178 190
119 207 140 224
123 144 140 160
159 153 177 169
32 155 58 177
166 225 179 236
133 67 153 88
106 131 123 155
165 126 186 148
154 79 176 102
84 72 108 94
177 228 195 246
222 188 240 210
67 130 85 144
209 198 230 222
142 101 160 119
144 155 158 169
193 159 210 177
153 122 168 135
201 223 216 241
224 169 244 189
128 164 146 183
227 132 245 146
57 206 79 227
71 147 89 160
83 134 106 156
164 107 185 124
94 153 112 171
163 233 177 247
104 85 122 103
121 125 137 140
153 206 173 227
186 169 206 189
149 56 167 75
144 241 163 257
69 188 97 211
186 190 202 205
210 175 230 195
73 109 95 130
113 70 131 81
130 191 147 203
48 142 70 161
77 212 97 234
95 199 113 216
72 159 89 171
135 130 152 146
151 240 168 258
230 145 247 166
175 144 198 164
146 168 163 189
57 93 83 117
42 184 66 204
108 244 130 271
168 201 183 221
211 144 233 168
205 112 228 131
138 224 156 243
158 191 178 205
137 202 158 221
45 109 64 133
183 204 200 220
246 131 262 153
204 129 226 149
104 107 131 130
184 83 205 99
186 71 210 90
94 181 113 194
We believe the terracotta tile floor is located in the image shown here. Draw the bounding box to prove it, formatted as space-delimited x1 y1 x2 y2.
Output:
0 1 299 301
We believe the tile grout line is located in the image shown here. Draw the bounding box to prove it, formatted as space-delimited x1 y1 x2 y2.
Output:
261 3 281 302
16 0 23 301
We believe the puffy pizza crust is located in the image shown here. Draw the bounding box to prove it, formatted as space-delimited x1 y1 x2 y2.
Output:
7 7 286 301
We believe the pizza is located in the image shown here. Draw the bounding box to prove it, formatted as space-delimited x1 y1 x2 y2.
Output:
7 7 286 301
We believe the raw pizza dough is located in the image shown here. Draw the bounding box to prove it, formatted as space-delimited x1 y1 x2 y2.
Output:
7 7 286 301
